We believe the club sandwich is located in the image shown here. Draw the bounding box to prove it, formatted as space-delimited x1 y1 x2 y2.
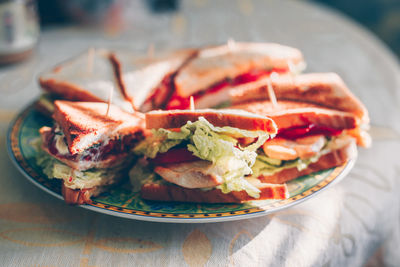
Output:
38 100 145 204
131 109 289 203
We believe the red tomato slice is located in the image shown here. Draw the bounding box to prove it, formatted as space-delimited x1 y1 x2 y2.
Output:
200 80 230 95
151 147 198 165
277 124 342 140
166 93 191 110
166 68 289 110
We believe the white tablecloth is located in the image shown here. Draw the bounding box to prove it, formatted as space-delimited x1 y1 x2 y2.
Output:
1 0 399 266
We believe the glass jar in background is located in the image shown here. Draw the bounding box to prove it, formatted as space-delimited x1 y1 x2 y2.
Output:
0 0 39 64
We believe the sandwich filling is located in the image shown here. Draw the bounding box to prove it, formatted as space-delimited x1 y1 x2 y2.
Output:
41 124 140 167
132 117 271 198
251 133 352 180
276 124 342 140
38 124 142 191
167 68 289 110
141 73 174 111
252 135 327 178
37 150 130 190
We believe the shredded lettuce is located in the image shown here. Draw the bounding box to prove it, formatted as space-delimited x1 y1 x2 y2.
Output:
133 117 270 198
251 151 322 179
213 101 232 109
133 128 189 158
129 159 163 192
134 117 268 158
36 150 124 190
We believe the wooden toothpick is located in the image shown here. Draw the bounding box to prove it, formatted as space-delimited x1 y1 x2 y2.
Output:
287 60 296 73
287 60 298 82
106 86 114 117
189 96 195 111
267 74 278 108
87 47 95 75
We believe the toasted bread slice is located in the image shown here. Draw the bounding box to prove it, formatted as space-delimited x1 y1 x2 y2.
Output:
258 135 357 184
141 178 288 203
53 101 145 155
231 100 358 130
145 109 277 133
62 183 99 205
110 49 197 110
230 72 369 124
39 48 135 112
175 42 305 97
61 175 126 205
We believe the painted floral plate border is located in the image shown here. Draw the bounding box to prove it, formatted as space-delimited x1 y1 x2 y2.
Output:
7 101 355 223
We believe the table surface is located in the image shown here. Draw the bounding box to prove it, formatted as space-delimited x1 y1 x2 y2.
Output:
1 0 400 266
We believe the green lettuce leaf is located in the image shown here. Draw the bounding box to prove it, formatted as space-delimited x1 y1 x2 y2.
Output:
134 117 270 198
133 128 189 158
36 150 123 190
251 151 321 179
129 160 164 192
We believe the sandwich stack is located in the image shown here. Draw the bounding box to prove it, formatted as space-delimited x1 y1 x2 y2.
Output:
36 42 370 204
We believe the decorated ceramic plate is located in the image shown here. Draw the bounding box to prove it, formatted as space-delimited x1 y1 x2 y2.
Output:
7 101 355 223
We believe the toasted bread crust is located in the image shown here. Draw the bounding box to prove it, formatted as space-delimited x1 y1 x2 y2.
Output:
258 138 357 184
146 109 277 133
60 165 130 204
271 108 357 130
230 73 369 124
62 183 98 205
38 48 137 113
40 78 105 102
141 182 288 203
113 48 198 110
175 42 304 97
108 52 132 105
61 182 116 205
53 100 145 154
231 100 358 130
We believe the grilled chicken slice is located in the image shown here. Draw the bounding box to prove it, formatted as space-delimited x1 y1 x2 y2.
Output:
262 135 326 160
154 161 224 189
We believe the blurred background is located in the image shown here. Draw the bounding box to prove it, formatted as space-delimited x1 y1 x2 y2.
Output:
36 0 399 58
0 0 398 64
